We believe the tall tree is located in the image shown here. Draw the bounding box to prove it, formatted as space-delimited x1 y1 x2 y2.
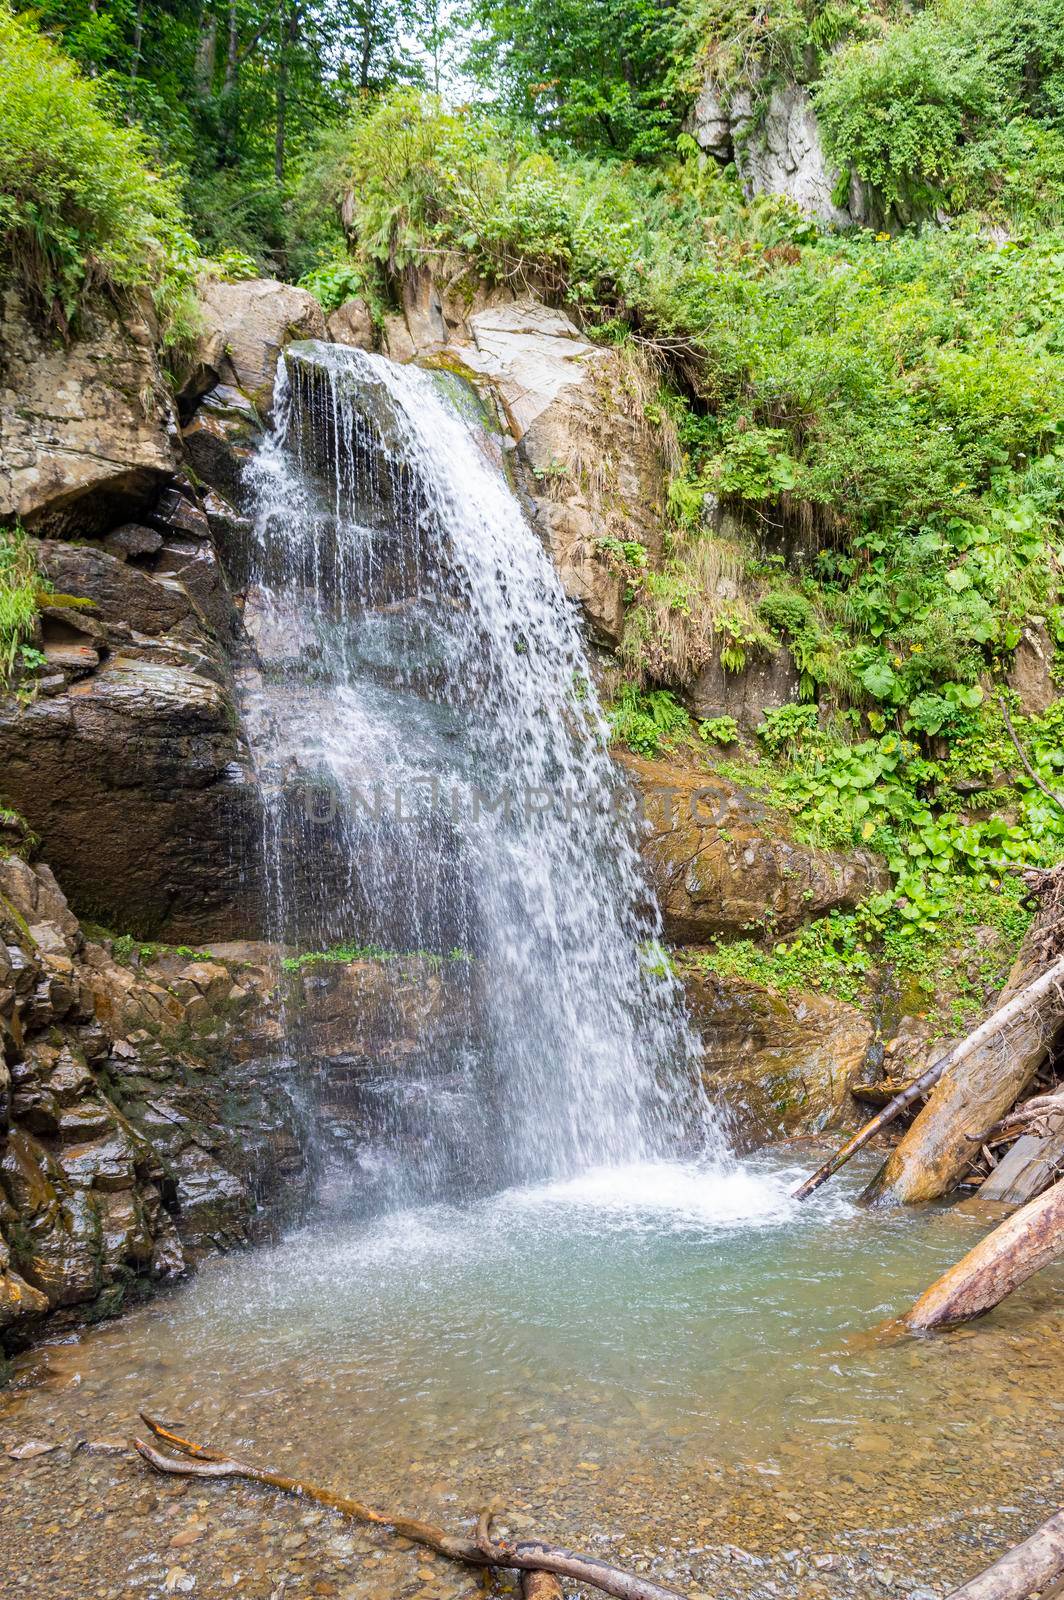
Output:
466 0 686 158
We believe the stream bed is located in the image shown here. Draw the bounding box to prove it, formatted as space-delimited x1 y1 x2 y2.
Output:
2 1153 1062 1600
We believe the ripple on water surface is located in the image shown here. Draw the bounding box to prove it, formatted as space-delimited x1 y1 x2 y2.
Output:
2 1154 1063 1600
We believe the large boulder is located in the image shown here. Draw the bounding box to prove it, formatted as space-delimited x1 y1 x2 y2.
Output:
687 647 801 732
620 751 887 942
682 964 873 1140
326 297 375 351
458 302 666 643
457 301 602 436
0 519 259 941
183 278 326 415
689 76 866 226
0 289 176 533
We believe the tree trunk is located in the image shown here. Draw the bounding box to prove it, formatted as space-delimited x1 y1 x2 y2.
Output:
225 0 238 94
863 934 1064 1205
359 20 373 90
130 0 145 80
946 1506 1064 1600
274 0 299 182
195 5 218 97
906 1172 1064 1331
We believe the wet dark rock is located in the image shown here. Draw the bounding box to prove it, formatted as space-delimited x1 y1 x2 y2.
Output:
102 523 165 562
682 966 873 1139
0 514 264 942
619 752 887 943
181 384 263 505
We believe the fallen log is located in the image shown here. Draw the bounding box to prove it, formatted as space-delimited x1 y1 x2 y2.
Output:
975 1129 1064 1206
905 1172 1064 1331
132 1414 684 1600
946 1505 1064 1600
865 947 1064 1206
793 952 1064 1202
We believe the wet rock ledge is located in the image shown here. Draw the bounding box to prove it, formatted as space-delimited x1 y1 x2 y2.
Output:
0 850 306 1340
0 843 477 1347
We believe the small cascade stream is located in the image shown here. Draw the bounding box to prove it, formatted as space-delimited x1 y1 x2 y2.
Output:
238 340 729 1206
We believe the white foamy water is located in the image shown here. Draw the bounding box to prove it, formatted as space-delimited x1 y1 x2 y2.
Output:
501 1158 828 1231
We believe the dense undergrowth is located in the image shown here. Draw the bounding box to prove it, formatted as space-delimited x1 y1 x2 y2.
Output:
0 6 204 338
0 526 45 683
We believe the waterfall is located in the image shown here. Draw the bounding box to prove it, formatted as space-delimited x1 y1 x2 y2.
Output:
238 340 730 1206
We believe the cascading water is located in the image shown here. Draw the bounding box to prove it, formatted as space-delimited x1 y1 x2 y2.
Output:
238 339 731 1206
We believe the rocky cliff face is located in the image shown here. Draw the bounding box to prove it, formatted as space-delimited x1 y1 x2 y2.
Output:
682 964 874 1142
0 851 303 1341
688 75 866 227
0 278 330 943
618 752 886 944
0 290 177 534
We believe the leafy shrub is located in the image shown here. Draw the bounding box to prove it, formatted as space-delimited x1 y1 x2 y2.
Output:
297 259 369 315
757 703 822 755
606 685 691 758
0 5 194 334
815 0 1064 220
0 525 42 681
698 715 740 745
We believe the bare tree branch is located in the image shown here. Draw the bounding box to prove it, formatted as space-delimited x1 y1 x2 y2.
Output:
133 1415 686 1600
998 695 1064 818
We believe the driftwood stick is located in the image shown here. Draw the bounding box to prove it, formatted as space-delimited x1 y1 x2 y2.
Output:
947 1506 1064 1600
793 953 1064 1201
133 1435 483 1562
133 1416 684 1600
994 1086 1064 1138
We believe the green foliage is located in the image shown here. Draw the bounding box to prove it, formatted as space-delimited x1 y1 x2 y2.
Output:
606 685 692 758
0 525 44 683
698 715 740 745
756 703 821 755
732 697 1064 932
282 943 472 971
685 871 1032 1025
297 90 794 310
682 0 877 108
466 0 688 158
0 5 195 333
297 258 369 314
815 0 1064 222
13 0 438 273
